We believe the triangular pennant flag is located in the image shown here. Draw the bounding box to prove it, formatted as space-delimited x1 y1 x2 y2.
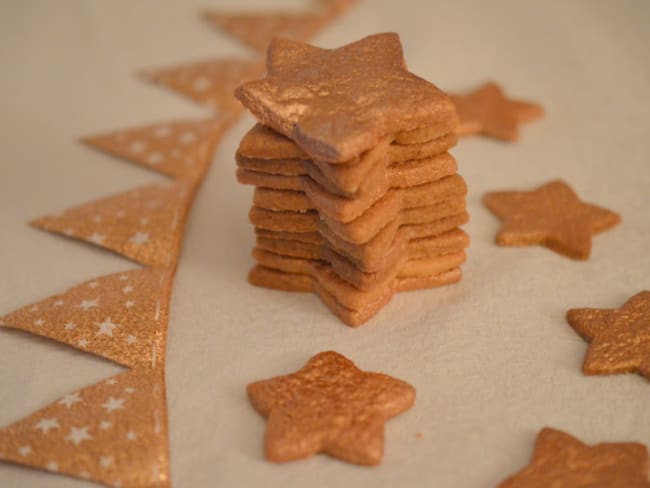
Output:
0 369 169 487
140 59 264 116
317 0 361 18
31 180 194 268
202 11 329 52
0 268 172 369
82 117 232 180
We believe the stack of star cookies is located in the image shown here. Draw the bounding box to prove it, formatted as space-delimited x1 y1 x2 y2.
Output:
234 33 469 326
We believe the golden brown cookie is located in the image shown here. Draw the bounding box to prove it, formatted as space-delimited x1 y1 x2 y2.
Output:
567 291 650 379
238 123 458 195
250 198 467 245
250 265 461 326
250 247 463 317
254 244 466 292
256 227 470 273
235 33 457 162
238 151 457 200
243 172 467 225
247 351 415 464
483 180 620 259
498 427 650 487
450 81 544 141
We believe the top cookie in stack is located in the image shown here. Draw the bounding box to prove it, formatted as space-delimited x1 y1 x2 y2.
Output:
235 33 469 326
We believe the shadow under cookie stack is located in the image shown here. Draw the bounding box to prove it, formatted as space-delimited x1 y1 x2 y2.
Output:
234 33 469 326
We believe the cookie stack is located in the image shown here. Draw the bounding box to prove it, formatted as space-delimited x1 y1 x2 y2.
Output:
234 33 469 326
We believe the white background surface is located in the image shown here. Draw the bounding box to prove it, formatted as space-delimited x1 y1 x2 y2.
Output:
1 0 649 486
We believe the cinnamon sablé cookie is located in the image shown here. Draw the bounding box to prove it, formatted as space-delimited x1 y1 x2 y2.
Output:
450 81 544 141
483 179 620 260
247 351 415 465
235 33 469 325
498 427 650 487
567 291 650 379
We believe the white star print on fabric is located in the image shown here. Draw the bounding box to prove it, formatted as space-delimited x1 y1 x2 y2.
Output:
34 417 59 434
118 274 128 281
125 300 135 308
18 445 32 457
146 153 163 165
29 305 38 312
129 141 146 154
88 232 105 245
154 125 171 138
99 421 112 430
99 456 113 468
33 318 44 327
126 431 137 441
53 300 65 306
179 131 197 144
192 76 211 92
88 281 99 288
45 461 59 472
65 426 92 446
128 232 150 246
126 335 137 345
122 285 134 294
96 318 118 337
105 378 117 385
64 322 76 330
58 392 81 408
115 210 126 219
101 397 125 413
124 387 135 394
140 217 150 225
77 339 89 347
78 298 98 310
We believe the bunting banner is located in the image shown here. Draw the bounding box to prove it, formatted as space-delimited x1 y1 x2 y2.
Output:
0 1 360 486
140 60 265 116
0 369 169 487
82 117 234 180
202 11 329 53
0 268 172 369
31 180 195 269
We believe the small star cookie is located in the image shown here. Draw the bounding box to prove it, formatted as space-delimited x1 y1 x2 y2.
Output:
483 180 620 259
567 291 650 379
450 81 543 141
247 351 415 465
498 427 650 487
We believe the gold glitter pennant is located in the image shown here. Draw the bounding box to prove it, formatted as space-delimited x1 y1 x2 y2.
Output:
0 369 169 487
31 180 195 268
202 10 329 53
82 117 233 180
318 0 361 18
0 268 172 369
1 2 361 486
140 59 264 116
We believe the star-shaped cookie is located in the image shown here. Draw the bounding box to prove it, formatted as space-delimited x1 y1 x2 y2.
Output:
450 82 543 141
235 33 456 162
246 351 415 465
498 427 650 487
483 180 621 259
567 291 650 379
